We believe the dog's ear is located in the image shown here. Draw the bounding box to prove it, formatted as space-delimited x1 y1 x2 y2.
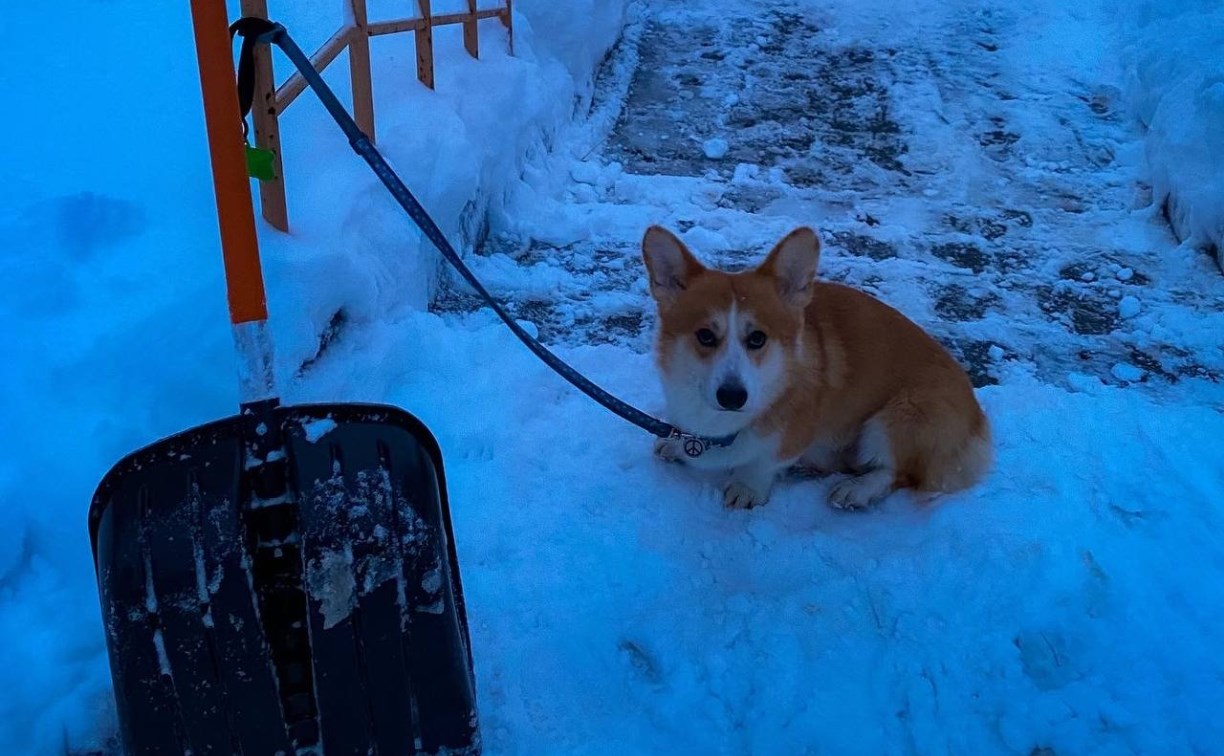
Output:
759 227 820 307
642 226 705 305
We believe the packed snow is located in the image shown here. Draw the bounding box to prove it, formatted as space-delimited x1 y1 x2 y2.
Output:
2 0 1223 753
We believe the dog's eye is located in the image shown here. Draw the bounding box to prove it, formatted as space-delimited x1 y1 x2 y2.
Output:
695 328 718 347
746 330 768 350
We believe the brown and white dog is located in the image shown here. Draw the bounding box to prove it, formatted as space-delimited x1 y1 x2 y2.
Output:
643 225 992 510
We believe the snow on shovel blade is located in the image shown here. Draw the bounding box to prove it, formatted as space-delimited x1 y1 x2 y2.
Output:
89 403 479 755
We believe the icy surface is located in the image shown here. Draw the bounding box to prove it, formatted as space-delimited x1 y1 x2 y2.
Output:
454 0 1224 389
3 0 1224 753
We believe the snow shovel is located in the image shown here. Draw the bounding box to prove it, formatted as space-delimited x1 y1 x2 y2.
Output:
87 1 479 753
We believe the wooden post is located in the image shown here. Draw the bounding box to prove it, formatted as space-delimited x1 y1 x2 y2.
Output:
502 0 514 54
349 0 376 141
416 0 435 89
239 0 289 232
463 0 479 58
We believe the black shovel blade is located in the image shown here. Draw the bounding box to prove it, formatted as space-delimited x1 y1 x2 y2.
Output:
89 403 479 755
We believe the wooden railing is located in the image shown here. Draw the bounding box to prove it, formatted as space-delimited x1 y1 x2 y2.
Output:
239 0 514 231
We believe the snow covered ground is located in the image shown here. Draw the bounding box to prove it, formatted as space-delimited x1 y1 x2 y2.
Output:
2 0 1223 753
1115 0 1224 264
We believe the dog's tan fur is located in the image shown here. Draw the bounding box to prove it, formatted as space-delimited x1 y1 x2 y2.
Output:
643 225 992 509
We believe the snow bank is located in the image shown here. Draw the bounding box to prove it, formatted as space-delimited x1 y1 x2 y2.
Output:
257 0 633 370
1117 0 1224 262
0 0 628 751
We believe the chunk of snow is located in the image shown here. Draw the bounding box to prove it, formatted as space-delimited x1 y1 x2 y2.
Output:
681 227 730 253
572 184 600 203
421 568 443 594
1111 363 1147 383
1067 372 1105 393
702 138 730 159
569 161 602 185
306 549 356 630
732 163 760 184
152 630 172 677
1119 296 1141 319
302 418 338 443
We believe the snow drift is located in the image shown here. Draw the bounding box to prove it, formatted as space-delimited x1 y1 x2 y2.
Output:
1118 0 1224 264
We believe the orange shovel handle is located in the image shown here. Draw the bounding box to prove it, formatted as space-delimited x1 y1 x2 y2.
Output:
188 0 269 326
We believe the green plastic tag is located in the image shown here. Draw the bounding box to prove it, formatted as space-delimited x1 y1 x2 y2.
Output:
245 145 277 180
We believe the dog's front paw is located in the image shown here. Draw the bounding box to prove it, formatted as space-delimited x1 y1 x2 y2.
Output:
723 481 769 509
653 436 683 463
827 471 892 510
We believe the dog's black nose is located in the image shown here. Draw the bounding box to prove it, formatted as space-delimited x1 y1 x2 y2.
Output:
716 383 748 411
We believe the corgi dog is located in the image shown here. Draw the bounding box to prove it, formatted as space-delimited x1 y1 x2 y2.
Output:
642 225 992 510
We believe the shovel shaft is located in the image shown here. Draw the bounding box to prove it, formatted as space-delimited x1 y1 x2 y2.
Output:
189 0 269 326
190 0 278 405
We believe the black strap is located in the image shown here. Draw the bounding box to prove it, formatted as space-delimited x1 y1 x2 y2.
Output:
230 17 278 136
227 19 736 458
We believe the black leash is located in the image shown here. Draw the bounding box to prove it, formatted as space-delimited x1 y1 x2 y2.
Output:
228 18 736 459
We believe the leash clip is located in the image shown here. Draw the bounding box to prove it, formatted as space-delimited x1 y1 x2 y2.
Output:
669 430 710 459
